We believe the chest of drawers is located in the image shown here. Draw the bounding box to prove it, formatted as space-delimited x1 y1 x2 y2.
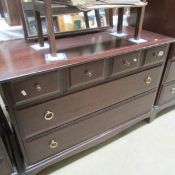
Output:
0 28 174 175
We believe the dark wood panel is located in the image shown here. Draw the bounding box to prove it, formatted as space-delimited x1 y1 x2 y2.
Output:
24 91 157 164
158 82 175 106
112 51 141 76
69 60 104 88
0 27 174 82
143 0 175 38
16 66 162 139
143 45 169 66
11 70 63 103
0 137 13 175
166 61 175 83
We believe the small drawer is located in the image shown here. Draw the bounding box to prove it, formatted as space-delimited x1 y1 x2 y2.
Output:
112 51 140 75
166 61 175 83
11 71 62 102
24 91 157 164
144 45 169 66
69 60 104 88
16 66 163 139
158 82 175 105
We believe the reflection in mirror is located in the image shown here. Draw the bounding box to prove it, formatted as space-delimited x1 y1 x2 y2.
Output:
22 0 110 38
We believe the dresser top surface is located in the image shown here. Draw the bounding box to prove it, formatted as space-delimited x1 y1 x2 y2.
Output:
0 27 174 82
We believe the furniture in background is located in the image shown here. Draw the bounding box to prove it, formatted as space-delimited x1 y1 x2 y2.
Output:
0 0 4 17
1 0 21 26
142 0 175 117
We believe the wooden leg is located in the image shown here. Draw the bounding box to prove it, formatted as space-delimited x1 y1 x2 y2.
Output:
35 10 44 47
44 0 57 56
117 8 124 34
84 12 89 28
134 6 145 40
95 9 101 28
109 9 113 28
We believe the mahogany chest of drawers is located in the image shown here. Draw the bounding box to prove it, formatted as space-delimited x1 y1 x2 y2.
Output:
0 28 174 174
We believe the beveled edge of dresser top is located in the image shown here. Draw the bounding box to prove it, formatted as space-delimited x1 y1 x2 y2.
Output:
0 27 174 82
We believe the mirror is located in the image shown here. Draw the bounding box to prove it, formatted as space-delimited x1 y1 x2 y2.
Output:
21 0 112 39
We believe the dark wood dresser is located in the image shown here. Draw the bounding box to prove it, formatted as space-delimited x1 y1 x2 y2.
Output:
143 0 175 113
0 27 174 174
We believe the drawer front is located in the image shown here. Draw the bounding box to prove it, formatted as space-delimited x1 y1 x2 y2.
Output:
12 71 62 102
70 60 104 88
16 66 163 139
166 61 175 83
144 45 169 66
24 92 157 164
158 82 175 105
112 51 140 75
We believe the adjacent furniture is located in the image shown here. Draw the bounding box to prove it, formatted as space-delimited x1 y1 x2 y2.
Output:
142 0 175 116
1 0 21 26
0 26 174 174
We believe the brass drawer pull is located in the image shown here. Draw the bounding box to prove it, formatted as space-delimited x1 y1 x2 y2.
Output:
171 88 175 94
153 51 164 59
49 139 58 149
44 110 54 121
144 76 152 85
35 84 42 92
122 60 130 66
85 70 93 78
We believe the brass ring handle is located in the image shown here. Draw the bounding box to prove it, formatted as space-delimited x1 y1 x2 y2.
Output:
44 110 54 121
171 88 175 94
49 139 58 149
144 76 152 85
122 60 130 66
153 52 158 59
85 70 93 78
35 84 42 92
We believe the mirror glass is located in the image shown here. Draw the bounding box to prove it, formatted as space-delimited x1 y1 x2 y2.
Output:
22 0 111 37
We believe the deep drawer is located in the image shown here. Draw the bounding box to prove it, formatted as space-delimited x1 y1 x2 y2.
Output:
166 61 175 83
69 60 104 88
158 82 175 105
24 91 157 164
112 51 140 76
16 66 163 139
143 45 169 66
11 71 62 102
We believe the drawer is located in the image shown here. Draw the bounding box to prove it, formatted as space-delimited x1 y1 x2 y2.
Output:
11 71 62 102
69 60 104 88
166 61 175 83
143 45 169 66
16 66 163 139
112 51 140 75
158 82 175 105
24 91 157 164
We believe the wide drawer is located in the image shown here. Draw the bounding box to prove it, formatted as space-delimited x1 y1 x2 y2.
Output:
16 66 163 139
11 71 62 102
143 45 169 66
158 82 175 105
112 51 140 76
69 60 104 88
166 61 175 83
24 91 157 164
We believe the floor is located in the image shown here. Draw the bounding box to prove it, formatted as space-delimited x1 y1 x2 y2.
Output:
38 107 175 175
